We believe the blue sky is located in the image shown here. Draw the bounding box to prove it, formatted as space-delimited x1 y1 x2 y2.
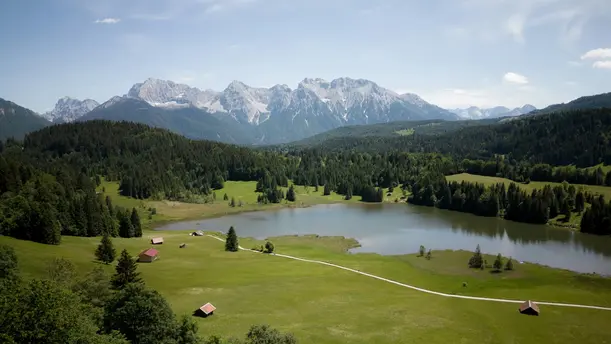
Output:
1 0 610 113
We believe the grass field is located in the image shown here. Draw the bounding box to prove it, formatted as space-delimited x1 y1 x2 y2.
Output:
98 179 406 230
1 233 610 343
446 173 611 229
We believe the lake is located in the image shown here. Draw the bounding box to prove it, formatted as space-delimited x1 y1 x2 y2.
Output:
156 203 611 275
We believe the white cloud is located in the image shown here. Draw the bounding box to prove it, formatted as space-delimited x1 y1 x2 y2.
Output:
457 0 611 43
581 48 611 60
503 72 529 85
94 18 120 24
593 61 611 69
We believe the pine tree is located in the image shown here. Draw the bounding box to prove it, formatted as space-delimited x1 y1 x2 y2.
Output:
323 184 331 196
111 249 142 289
225 226 239 252
230 197 236 207
286 185 296 202
493 253 503 271
95 234 117 264
418 245 425 257
223 193 229 201
425 249 432 260
505 256 514 271
468 244 484 269
130 208 142 238
118 210 134 238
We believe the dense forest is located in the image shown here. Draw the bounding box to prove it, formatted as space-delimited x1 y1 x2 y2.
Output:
1 115 611 246
281 108 611 167
0 244 296 344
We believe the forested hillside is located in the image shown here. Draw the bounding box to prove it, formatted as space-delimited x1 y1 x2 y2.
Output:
0 98 50 140
278 118 502 149
285 108 611 167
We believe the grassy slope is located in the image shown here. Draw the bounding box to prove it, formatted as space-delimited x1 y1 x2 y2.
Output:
1 233 610 344
446 173 611 228
99 179 406 229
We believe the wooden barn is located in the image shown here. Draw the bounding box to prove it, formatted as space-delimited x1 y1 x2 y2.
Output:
151 237 164 245
519 300 540 316
138 248 159 263
193 303 216 318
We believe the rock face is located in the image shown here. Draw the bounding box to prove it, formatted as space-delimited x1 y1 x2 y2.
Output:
449 104 536 120
43 97 99 123
116 77 458 143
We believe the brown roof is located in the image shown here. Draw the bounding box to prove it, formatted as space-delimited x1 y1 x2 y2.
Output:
199 303 216 315
139 248 159 257
519 300 540 313
151 237 164 244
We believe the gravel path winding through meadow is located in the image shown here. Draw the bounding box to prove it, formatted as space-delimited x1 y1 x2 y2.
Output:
206 235 611 311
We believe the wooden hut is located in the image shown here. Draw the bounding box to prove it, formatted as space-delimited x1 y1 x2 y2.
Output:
151 237 164 245
138 248 159 263
194 303 216 318
518 300 540 316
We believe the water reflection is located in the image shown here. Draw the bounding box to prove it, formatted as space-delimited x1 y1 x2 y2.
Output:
156 203 611 275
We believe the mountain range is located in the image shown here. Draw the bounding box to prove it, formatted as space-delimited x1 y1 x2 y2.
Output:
449 105 536 120
2 77 610 144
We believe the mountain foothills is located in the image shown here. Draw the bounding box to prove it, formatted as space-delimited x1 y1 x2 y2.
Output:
0 98 50 141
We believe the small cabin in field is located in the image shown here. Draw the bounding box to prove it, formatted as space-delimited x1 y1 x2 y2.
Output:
138 248 159 263
519 300 540 316
194 303 216 318
151 237 164 245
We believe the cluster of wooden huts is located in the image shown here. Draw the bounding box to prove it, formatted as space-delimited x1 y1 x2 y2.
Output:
136 234 216 318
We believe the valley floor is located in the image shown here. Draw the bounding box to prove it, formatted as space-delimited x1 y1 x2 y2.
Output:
98 179 406 230
2 232 610 344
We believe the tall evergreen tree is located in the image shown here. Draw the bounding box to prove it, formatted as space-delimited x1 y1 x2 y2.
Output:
95 234 117 264
286 185 296 202
493 253 503 271
111 249 142 289
225 226 239 252
130 208 142 238
118 210 134 238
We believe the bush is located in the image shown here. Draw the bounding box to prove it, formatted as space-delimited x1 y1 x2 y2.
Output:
265 241 275 254
425 249 432 260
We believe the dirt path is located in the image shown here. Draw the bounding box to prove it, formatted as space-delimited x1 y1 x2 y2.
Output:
206 235 611 311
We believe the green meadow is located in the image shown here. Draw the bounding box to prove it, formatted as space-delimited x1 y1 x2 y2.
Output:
98 179 405 230
1 232 610 344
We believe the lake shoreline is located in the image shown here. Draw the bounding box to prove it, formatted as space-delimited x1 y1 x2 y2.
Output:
153 203 611 276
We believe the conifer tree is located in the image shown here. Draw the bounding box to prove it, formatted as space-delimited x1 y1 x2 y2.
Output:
111 249 142 289
505 256 514 271
130 208 142 238
493 253 503 271
225 226 239 252
286 185 296 202
323 184 331 196
95 234 117 264
468 244 484 269
118 210 134 238
419 245 425 257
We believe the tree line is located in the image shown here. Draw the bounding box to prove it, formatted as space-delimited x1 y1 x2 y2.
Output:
2 119 611 245
0 243 296 344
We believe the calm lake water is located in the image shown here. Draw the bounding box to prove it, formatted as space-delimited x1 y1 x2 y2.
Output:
157 203 611 275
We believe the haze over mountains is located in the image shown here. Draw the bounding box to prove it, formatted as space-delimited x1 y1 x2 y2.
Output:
449 105 536 120
3 77 611 144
